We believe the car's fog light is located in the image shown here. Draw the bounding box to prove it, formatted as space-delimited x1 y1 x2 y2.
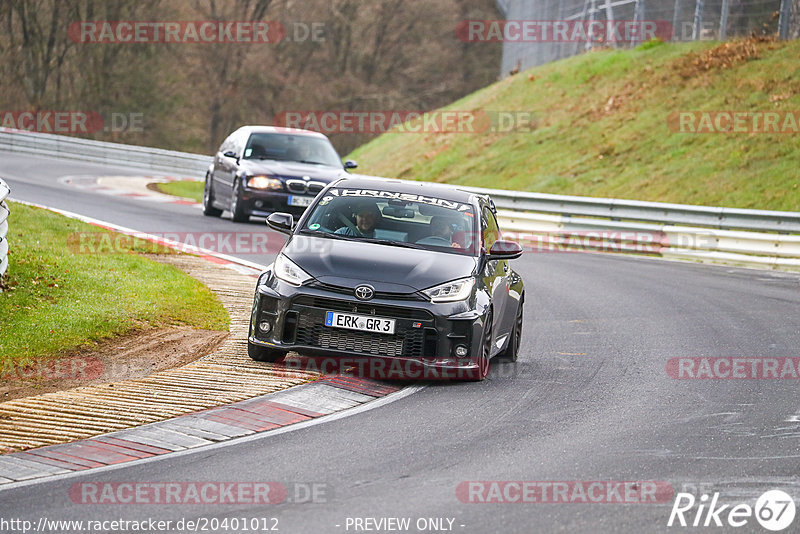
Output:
455 345 468 357
259 321 272 334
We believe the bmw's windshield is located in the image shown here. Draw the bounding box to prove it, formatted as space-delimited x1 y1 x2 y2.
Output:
301 188 478 255
243 132 342 167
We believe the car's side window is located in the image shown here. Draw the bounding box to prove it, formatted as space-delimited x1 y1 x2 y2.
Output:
482 206 500 252
219 132 236 155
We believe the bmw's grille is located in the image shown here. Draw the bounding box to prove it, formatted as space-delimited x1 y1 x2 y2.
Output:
285 180 326 194
285 296 436 358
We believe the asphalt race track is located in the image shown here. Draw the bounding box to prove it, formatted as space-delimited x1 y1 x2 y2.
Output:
2 151 800 533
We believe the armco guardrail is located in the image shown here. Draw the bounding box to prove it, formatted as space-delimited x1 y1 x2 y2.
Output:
0 178 10 284
0 128 211 177
1 128 799 270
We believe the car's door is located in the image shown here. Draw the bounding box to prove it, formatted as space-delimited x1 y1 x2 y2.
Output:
214 130 242 203
480 204 511 350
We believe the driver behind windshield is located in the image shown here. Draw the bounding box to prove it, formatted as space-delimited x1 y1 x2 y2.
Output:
417 215 462 248
334 204 380 238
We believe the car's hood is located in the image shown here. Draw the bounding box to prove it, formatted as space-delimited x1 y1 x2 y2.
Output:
284 235 478 293
240 159 346 181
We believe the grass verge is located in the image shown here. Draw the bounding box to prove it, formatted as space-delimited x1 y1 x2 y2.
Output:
154 180 203 202
0 202 229 362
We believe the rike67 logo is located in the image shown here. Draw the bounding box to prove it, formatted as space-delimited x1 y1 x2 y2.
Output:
668 490 796 531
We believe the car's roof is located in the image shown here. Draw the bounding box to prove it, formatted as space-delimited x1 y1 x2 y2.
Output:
236 125 328 139
330 175 479 205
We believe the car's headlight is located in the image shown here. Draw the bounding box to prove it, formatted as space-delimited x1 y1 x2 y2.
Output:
273 254 312 286
423 277 475 303
248 175 283 190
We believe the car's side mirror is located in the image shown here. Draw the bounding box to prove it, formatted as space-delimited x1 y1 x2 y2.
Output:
267 212 294 235
344 160 358 170
488 240 523 260
223 150 238 159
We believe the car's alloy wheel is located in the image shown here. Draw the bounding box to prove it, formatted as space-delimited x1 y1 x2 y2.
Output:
230 179 249 222
498 298 523 362
247 342 287 362
203 174 223 217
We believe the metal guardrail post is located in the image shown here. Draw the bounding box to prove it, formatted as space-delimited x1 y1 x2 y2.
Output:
0 178 10 289
779 0 791 39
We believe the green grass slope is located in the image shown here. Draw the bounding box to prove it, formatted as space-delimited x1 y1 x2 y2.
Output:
348 38 800 211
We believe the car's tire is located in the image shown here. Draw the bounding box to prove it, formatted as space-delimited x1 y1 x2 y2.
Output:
497 297 523 362
247 341 287 362
203 174 223 217
468 311 493 381
230 178 249 223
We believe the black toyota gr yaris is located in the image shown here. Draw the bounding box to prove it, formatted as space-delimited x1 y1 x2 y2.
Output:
247 176 525 381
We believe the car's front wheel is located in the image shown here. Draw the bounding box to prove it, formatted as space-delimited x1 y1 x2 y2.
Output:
230 179 249 223
468 311 493 381
203 174 223 217
498 297 523 362
247 341 287 362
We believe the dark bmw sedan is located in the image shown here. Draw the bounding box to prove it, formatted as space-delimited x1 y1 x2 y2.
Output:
203 125 357 222
248 176 525 381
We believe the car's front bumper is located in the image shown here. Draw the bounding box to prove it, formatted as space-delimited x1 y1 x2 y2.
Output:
249 276 490 380
240 189 317 218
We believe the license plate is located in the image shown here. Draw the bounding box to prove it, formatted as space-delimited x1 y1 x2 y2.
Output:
288 195 314 207
325 311 396 334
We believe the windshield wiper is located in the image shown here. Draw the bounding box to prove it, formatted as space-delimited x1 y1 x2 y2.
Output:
361 238 425 250
293 159 330 166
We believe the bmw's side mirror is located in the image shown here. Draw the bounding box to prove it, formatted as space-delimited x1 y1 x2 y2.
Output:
223 150 238 159
267 212 294 235
488 240 523 260
344 160 358 170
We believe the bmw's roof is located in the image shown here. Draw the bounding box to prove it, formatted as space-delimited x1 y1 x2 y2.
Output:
236 125 328 138
329 175 480 205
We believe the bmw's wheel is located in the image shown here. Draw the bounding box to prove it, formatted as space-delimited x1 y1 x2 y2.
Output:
230 179 249 223
248 342 287 362
468 311 493 381
203 174 223 217
498 298 523 362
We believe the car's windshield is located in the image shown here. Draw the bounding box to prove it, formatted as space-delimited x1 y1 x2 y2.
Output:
243 132 342 167
301 188 478 255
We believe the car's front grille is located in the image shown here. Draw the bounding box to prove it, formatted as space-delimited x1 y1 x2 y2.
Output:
293 296 433 320
285 180 326 194
294 313 426 357
285 296 437 358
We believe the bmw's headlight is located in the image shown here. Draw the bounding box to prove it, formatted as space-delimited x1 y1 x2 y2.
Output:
423 277 475 303
273 254 312 286
248 175 283 190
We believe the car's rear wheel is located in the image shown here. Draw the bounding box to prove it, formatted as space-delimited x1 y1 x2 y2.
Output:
498 297 523 362
203 174 223 217
247 342 286 362
468 311 493 381
230 179 249 223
